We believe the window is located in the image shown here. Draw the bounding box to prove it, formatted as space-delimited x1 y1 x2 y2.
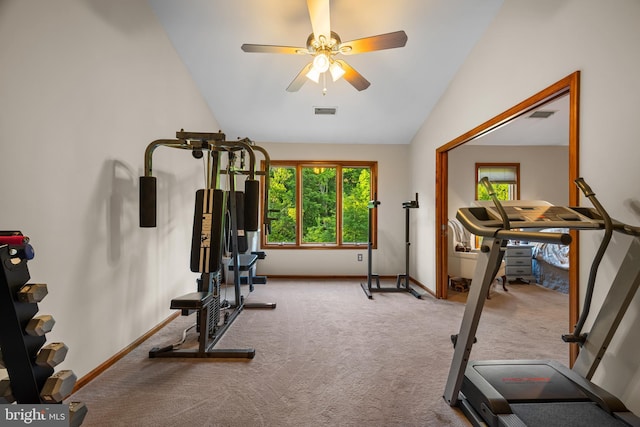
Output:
262 161 377 248
475 163 520 201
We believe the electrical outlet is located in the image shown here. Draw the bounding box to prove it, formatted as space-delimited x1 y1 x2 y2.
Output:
357 254 363 261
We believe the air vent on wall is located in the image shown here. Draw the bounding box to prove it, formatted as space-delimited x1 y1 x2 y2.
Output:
314 107 337 115
528 110 556 119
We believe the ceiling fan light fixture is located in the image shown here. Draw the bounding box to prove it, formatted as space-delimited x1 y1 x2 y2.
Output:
306 66 321 83
312 52 330 73
241 1 408 93
329 61 345 82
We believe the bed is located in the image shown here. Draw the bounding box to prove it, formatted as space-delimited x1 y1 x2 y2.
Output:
530 228 569 293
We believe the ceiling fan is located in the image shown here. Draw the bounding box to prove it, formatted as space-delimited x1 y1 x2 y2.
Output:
241 0 408 93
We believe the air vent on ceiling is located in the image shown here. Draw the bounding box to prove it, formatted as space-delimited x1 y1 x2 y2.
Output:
314 107 337 115
528 110 556 119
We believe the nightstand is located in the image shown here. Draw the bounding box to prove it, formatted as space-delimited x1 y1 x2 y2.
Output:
505 245 536 283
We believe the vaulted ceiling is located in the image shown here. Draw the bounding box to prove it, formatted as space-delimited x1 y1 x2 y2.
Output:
148 0 504 144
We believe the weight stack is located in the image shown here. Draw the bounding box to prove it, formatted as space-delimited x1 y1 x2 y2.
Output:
210 271 221 335
191 189 227 274
0 232 87 425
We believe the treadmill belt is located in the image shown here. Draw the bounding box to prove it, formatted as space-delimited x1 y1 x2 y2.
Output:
511 402 629 427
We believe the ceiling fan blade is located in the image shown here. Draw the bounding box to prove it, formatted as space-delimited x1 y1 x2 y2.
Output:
286 62 314 92
307 0 331 43
339 30 408 55
241 44 308 55
336 60 370 91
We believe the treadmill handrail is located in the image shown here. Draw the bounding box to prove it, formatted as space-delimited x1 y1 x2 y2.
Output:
456 208 572 245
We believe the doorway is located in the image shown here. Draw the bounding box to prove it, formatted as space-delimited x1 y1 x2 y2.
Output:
435 71 581 362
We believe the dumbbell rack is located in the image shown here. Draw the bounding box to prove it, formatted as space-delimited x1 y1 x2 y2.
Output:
0 232 86 425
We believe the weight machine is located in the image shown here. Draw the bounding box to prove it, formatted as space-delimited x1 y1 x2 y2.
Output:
443 178 640 426
139 130 275 359
360 193 421 299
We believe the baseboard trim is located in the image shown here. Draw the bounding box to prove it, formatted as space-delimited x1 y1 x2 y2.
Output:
409 277 435 298
73 311 180 393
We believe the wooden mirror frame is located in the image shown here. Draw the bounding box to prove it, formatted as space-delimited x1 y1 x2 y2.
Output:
435 71 580 363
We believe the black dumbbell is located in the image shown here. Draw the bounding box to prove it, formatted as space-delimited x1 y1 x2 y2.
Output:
17 283 48 303
40 370 77 403
25 315 55 336
36 342 69 368
69 401 88 427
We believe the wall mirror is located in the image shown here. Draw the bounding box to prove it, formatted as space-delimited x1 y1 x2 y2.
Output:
435 71 580 362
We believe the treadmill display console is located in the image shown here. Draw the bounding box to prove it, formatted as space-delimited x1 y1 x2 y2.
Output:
483 205 601 229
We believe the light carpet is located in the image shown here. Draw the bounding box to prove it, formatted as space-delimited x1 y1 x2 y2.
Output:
69 279 569 426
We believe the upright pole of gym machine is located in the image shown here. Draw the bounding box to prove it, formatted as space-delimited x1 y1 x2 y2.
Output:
223 139 256 308
360 194 422 299
360 197 381 298
368 198 379 288
396 194 421 298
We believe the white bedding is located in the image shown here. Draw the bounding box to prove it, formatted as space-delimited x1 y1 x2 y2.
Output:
531 228 570 270
532 228 570 293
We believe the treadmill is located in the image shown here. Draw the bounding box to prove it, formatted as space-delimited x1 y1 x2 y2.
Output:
443 177 640 427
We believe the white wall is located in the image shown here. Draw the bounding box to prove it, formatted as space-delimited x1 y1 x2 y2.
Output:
448 145 568 218
258 142 412 278
410 0 640 413
0 0 219 379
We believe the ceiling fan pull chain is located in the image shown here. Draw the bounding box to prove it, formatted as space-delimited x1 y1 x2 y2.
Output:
322 72 327 96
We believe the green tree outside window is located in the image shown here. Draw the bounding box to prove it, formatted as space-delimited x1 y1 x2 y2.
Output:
264 162 376 247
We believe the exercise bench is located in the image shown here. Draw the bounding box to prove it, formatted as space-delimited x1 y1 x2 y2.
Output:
149 290 256 359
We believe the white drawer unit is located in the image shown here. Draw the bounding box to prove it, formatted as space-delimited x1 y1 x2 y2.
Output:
505 245 536 283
